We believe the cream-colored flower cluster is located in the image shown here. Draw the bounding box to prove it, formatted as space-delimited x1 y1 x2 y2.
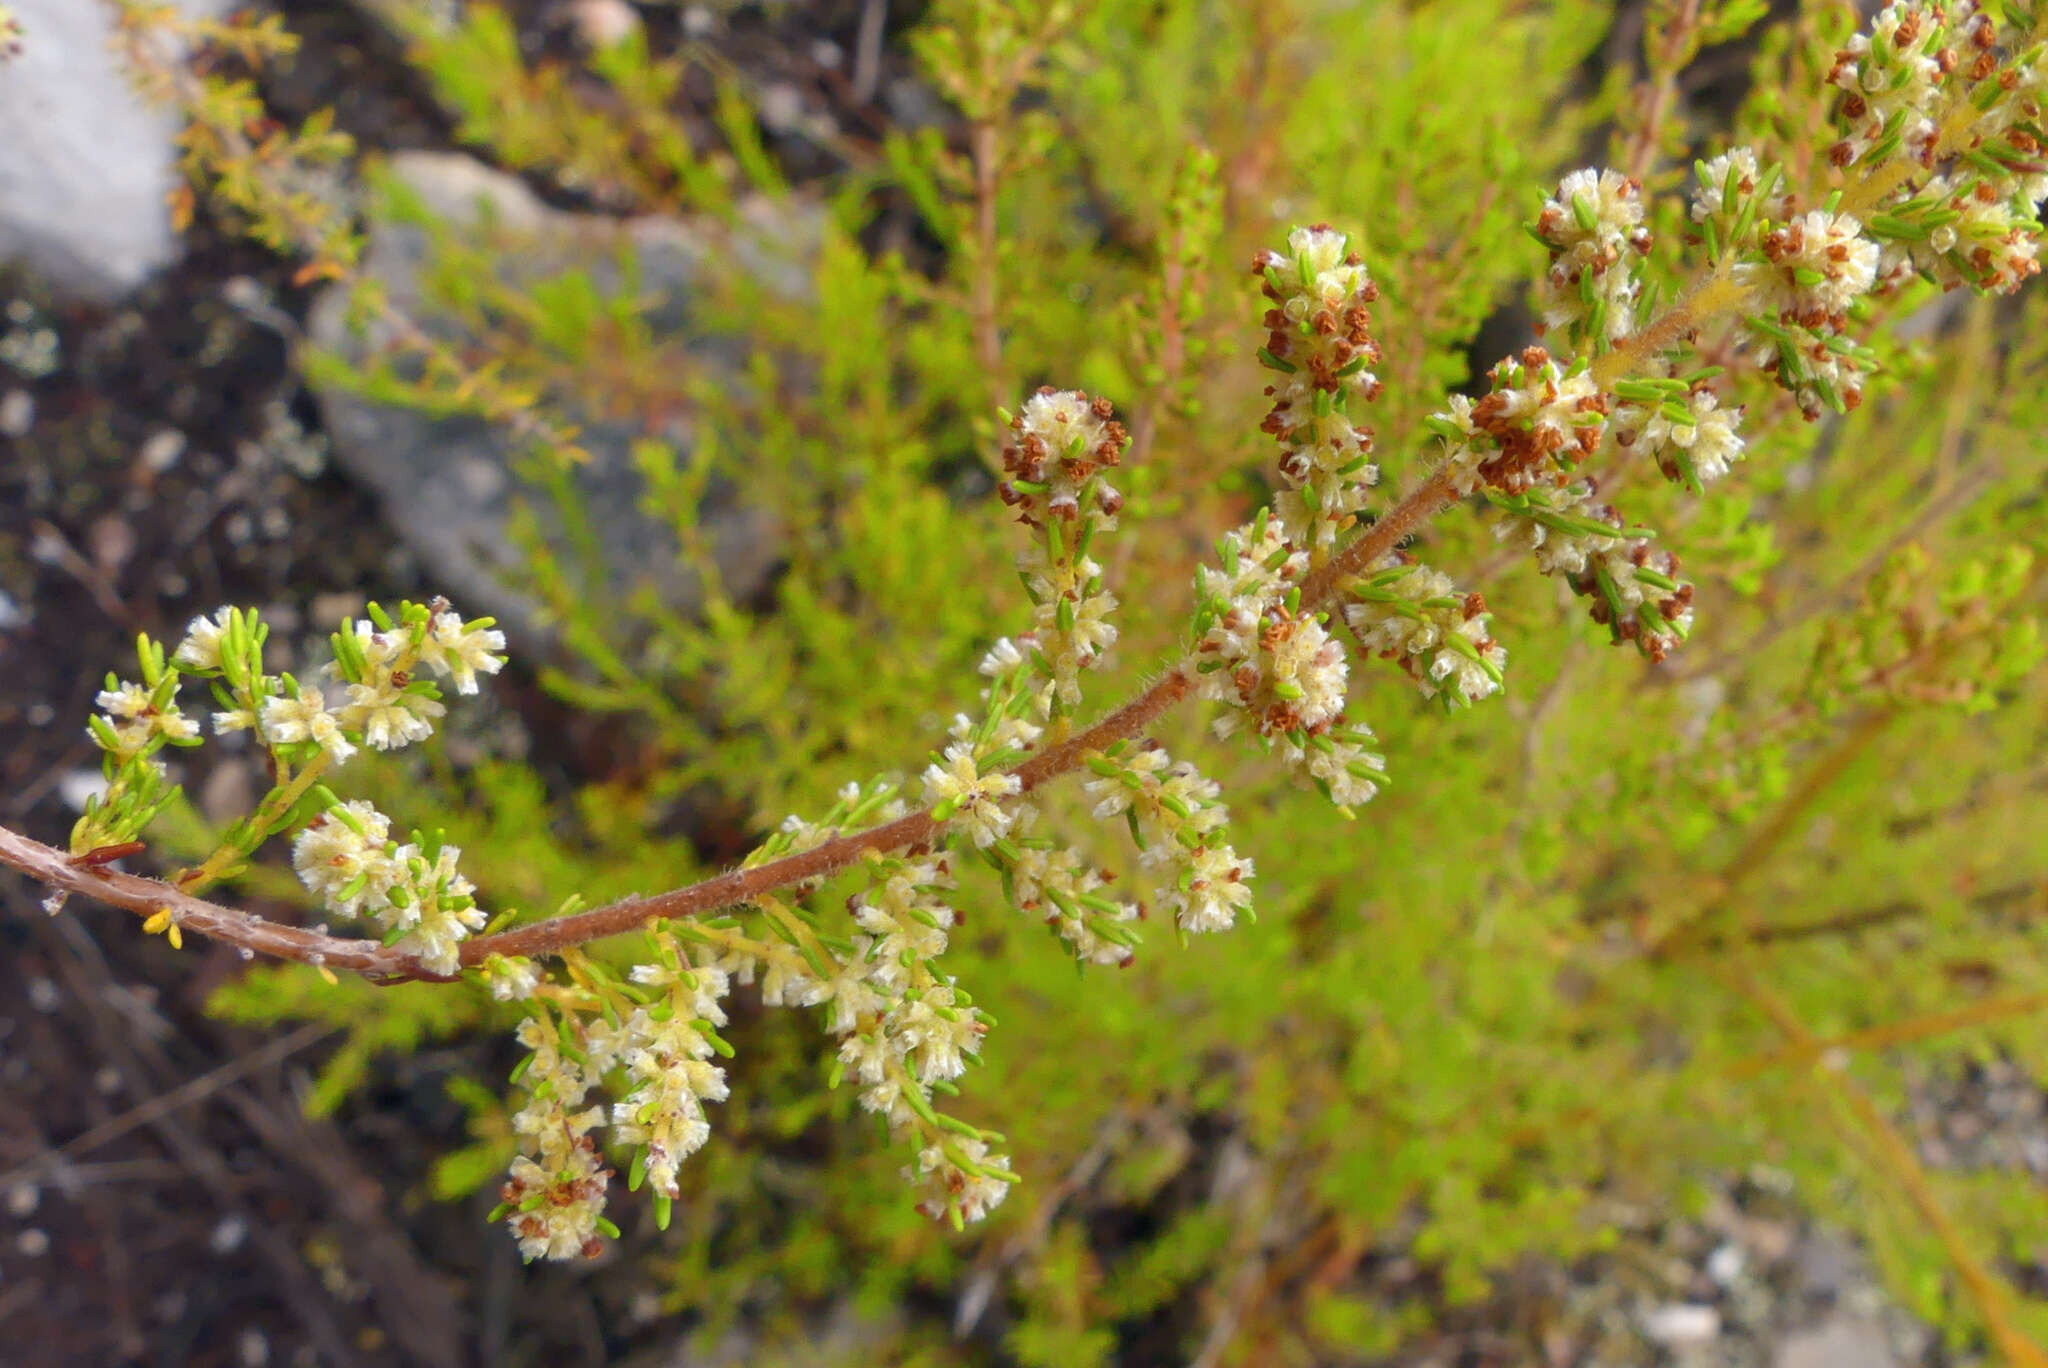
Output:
1827 2 1988 170
999 831 1141 964
908 1134 1012 1225
494 759 1024 1254
1083 738 1253 935
498 1015 612 1261
921 742 1024 848
91 677 201 760
1533 168 1653 351
1250 225 1383 554
173 598 505 762
937 658 1141 962
1433 346 1609 496
1277 723 1388 814
290 799 488 975
1344 563 1506 708
998 388 1129 709
72 599 505 903
1189 506 1383 837
1193 512 1348 740
1855 0 2048 301
89 597 510 973
1490 480 1695 662
1611 371 1746 492
610 961 733 1200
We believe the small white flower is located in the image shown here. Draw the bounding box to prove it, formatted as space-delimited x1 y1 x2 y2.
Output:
889 985 985 1085
1741 210 1879 323
500 1141 608 1261
1535 168 1651 344
402 899 488 976
259 681 356 762
1690 147 1774 225
1285 728 1386 810
999 389 1127 529
1252 229 1382 553
978 636 1028 677
1169 844 1255 934
417 610 507 695
1827 5 1949 166
172 607 234 672
1017 389 1120 471
96 681 149 723
291 801 399 917
483 955 541 1001
909 1135 1012 1225
337 678 445 751
814 940 887 1035
838 1029 894 1087
921 742 1022 848
1345 564 1504 707
92 680 198 754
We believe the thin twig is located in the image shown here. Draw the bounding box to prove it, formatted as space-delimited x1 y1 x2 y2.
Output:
1722 955 2048 1367
0 1021 334 1191
1730 991 2048 1080
1620 0 1702 183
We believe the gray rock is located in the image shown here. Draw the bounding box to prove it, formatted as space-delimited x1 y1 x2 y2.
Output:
305 152 808 648
0 0 230 300
1791 1232 1860 1302
1772 1315 1899 1368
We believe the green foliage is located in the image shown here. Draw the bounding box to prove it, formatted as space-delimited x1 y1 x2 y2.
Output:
210 969 486 1117
136 0 2048 1361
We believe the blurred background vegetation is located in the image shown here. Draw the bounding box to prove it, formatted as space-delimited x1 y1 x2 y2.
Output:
3 1 2047 1364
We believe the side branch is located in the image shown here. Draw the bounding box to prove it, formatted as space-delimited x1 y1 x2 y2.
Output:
0 824 402 974
0 462 1461 979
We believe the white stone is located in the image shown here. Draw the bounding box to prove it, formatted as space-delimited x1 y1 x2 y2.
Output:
570 0 638 50
0 388 31 437
0 0 231 300
1641 1302 1721 1347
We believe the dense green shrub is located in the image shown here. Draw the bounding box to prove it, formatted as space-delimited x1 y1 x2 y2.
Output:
8 2 2048 1363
